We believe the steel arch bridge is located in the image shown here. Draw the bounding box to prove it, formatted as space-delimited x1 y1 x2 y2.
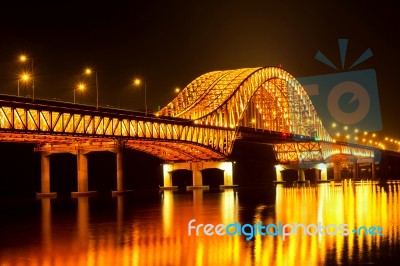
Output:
0 66 374 163
159 67 331 142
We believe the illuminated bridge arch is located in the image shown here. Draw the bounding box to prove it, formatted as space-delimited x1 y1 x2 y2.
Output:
158 67 332 148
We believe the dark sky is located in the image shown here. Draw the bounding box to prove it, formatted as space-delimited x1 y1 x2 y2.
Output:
0 1 399 136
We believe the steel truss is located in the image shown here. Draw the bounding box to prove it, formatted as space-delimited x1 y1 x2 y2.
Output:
0 98 233 161
273 141 376 164
273 141 324 164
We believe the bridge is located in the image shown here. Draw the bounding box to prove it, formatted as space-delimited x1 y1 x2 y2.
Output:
0 67 378 196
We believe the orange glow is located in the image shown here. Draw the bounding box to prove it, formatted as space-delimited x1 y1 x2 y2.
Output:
134 78 141 86
85 68 92 75
19 72 31 82
0 183 398 265
19 54 27 62
77 82 86 91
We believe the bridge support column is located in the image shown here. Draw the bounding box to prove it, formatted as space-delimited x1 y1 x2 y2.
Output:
274 165 284 183
161 161 236 190
77 150 88 192
333 162 341 181
353 163 358 179
161 164 177 190
314 168 320 181
112 145 132 196
199 161 237 189
192 163 203 187
319 167 327 181
221 162 233 186
371 163 376 179
37 153 57 198
117 148 124 190
298 169 306 182
72 150 96 197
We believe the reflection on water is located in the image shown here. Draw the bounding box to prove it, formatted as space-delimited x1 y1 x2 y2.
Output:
0 181 399 265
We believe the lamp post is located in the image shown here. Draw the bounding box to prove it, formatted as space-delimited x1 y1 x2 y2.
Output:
85 68 99 109
74 82 86 103
134 78 147 115
19 55 34 100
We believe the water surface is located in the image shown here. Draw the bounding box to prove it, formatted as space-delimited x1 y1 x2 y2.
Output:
0 181 399 265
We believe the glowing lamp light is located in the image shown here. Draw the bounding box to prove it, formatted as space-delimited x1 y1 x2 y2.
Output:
77 82 86 91
19 55 27 62
20 73 30 82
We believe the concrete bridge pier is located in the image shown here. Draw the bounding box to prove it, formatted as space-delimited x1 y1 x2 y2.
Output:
296 169 310 186
161 161 236 190
298 169 306 182
37 152 57 198
275 165 284 183
219 161 235 189
353 162 358 179
370 162 376 179
191 162 204 188
355 158 376 179
116 148 124 190
112 144 132 196
72 150 96 197
333 162 341 181
318 166 328 181
162 164 177 190
274 163 328 184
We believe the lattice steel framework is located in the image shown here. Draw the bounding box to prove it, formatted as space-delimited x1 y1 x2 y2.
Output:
273 141 324 164
0 97 233 161
158 67 333 143
272 141 376 164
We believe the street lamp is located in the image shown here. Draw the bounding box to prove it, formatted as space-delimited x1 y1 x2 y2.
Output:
134 78 147 115
17 72 31 96
19 54 34 100
175 87 181 93
74 82 86 103
85 68 99 109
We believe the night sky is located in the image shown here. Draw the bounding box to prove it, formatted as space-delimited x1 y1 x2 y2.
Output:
0 1 399 136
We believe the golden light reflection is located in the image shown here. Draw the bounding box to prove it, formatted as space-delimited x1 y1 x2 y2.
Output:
162 190 173 236
268 182 399 265
1 183 399 265
77 197 89 245
41 198 52 253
